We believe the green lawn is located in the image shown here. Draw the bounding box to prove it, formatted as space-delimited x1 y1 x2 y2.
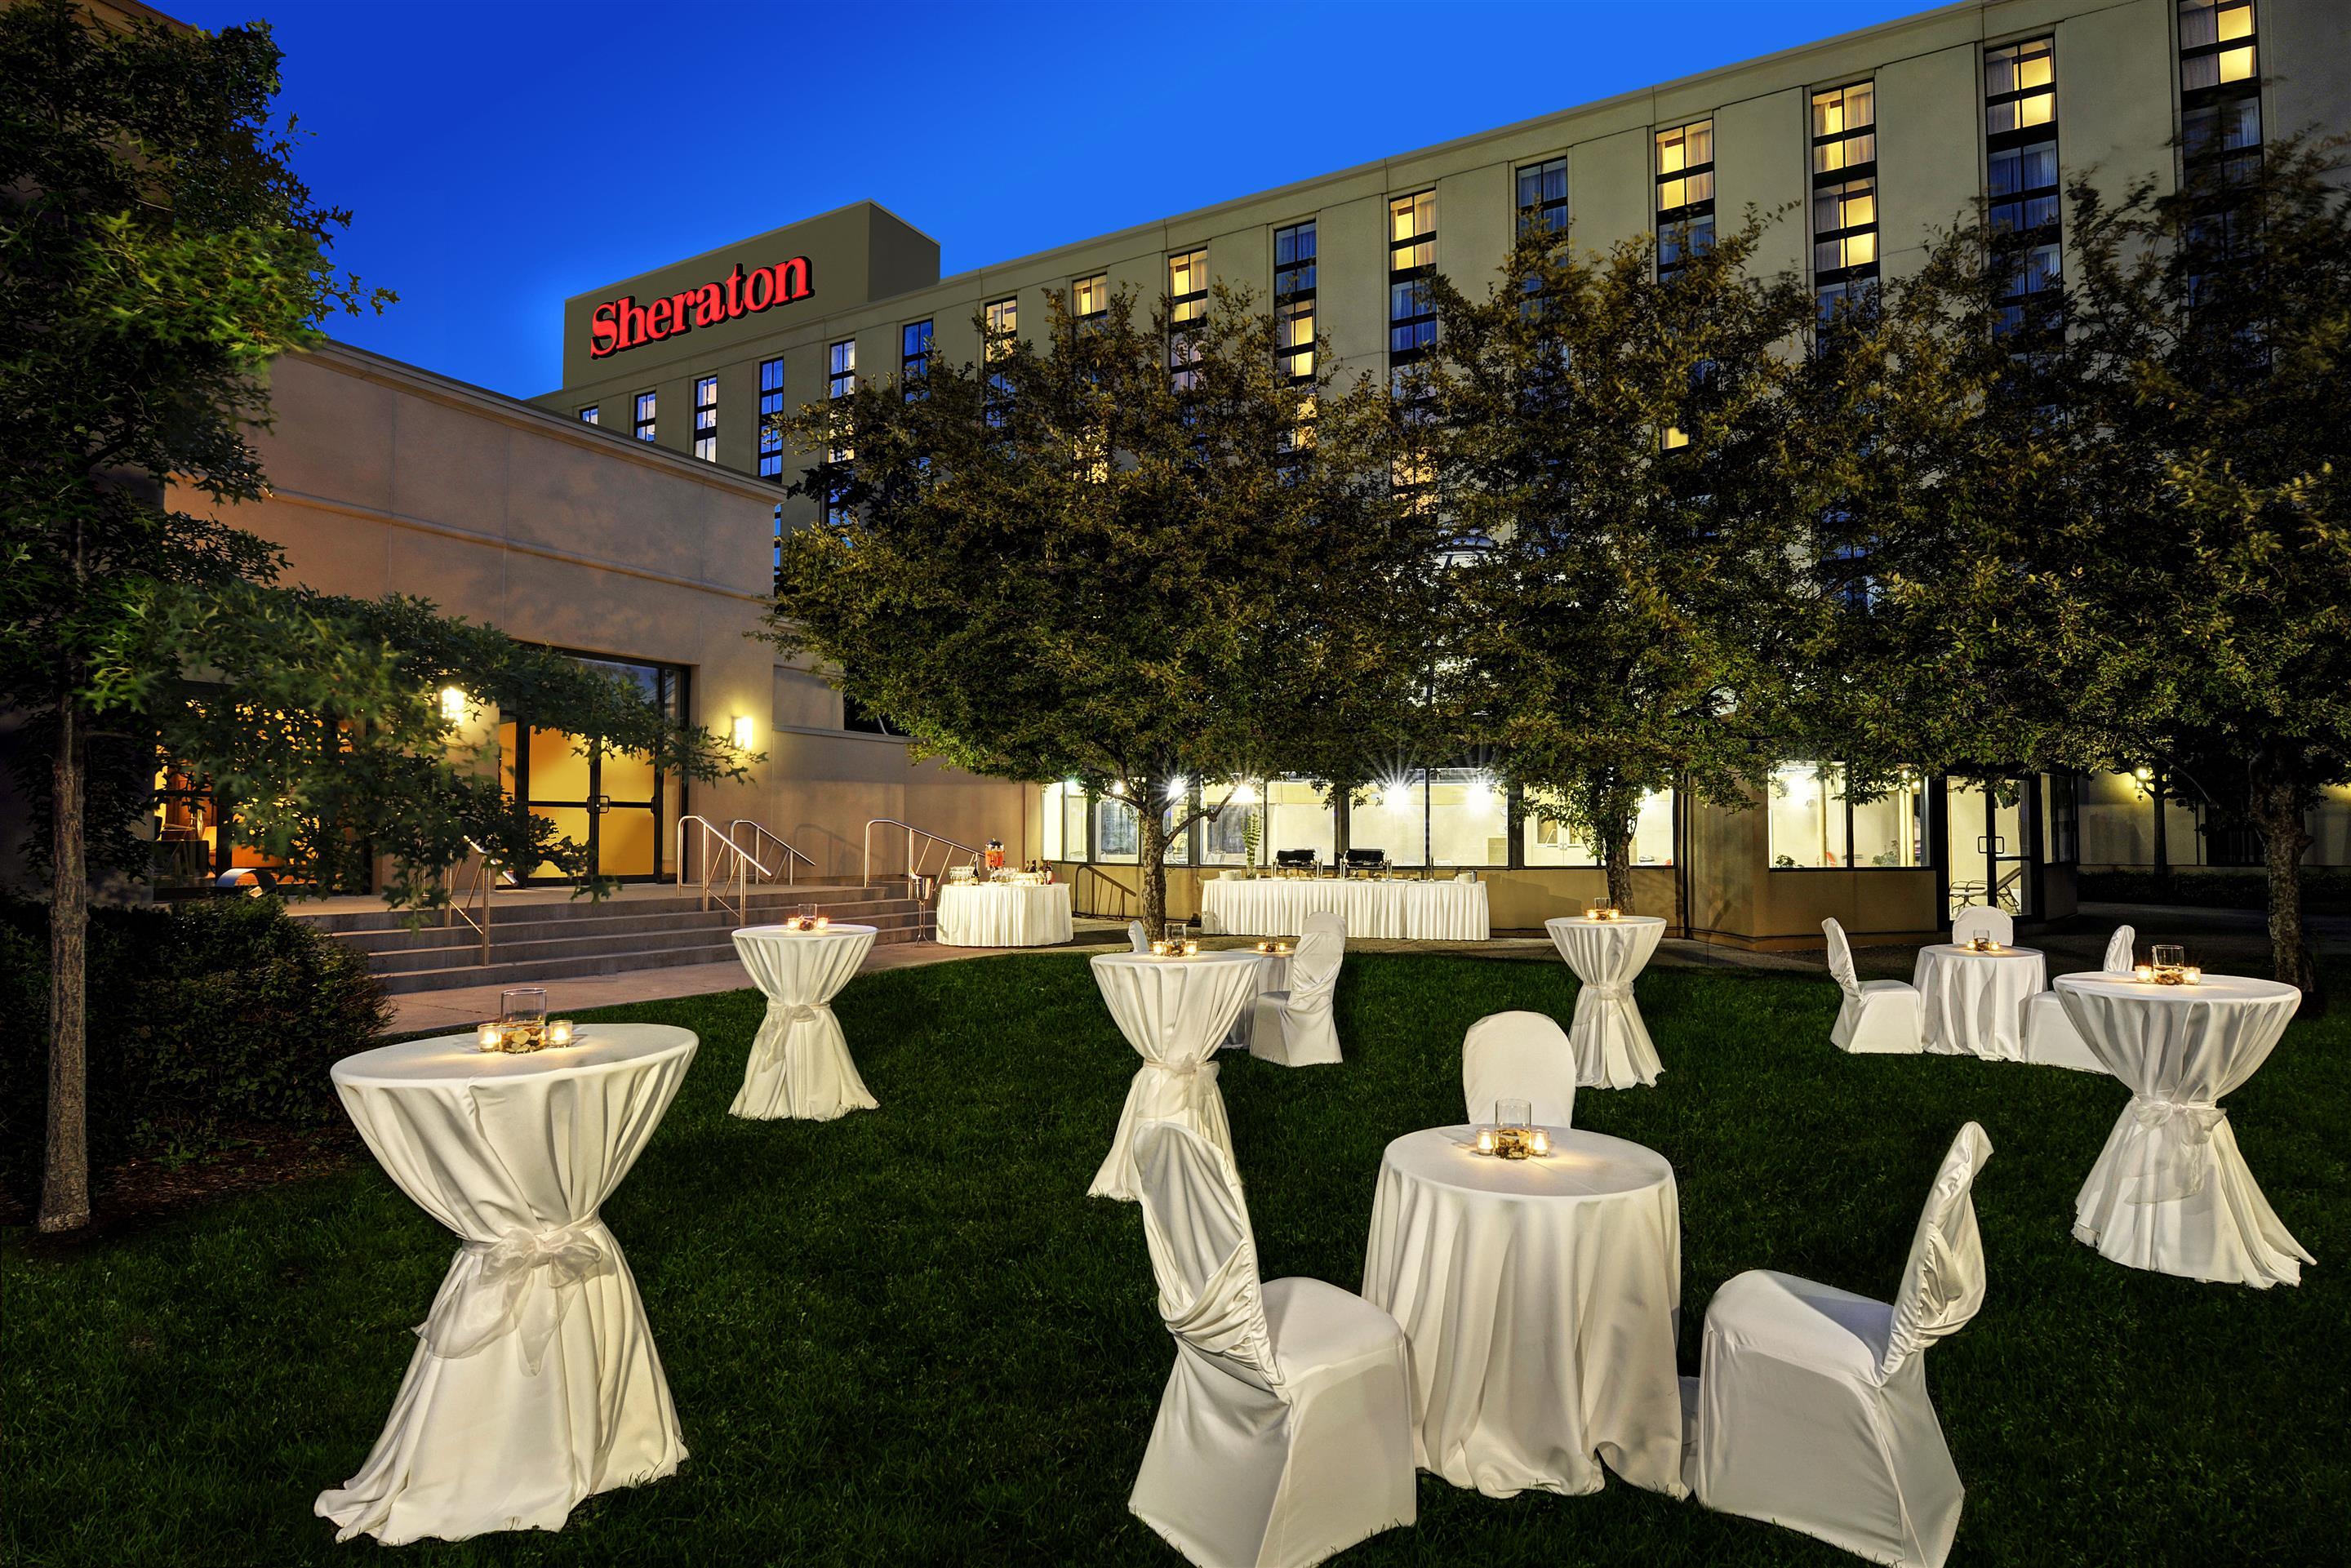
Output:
4 954 2344 1566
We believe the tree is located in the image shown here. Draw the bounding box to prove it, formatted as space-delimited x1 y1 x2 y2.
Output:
768 284 1449 932
0 2 743 1232
1424 211 1825 913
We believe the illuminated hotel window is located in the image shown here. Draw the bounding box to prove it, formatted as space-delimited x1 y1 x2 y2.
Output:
1523 788 1678 868
1654 122 1714 278
1388 191 1437 366
824 340 856 523
2180 0 2261 189
1168 249 1207 393
757 358 784 480
901 319 933 398
691 376 718 462
577 405 598 425
1518 156 1568 235
1073 272 1109 334
632 390 656 442
1767 764 1927 869
1985 39 2060 340
984 296 1017 422
1273 221 1316 383
1811 82 1878 323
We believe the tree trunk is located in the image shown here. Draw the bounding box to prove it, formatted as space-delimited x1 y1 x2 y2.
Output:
40 700 91 1233
1604 822 1635 915
1138 793 1170 938
2247 757 2315 995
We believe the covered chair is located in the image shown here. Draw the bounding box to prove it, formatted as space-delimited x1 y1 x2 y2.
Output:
1127 1121 1416 1568
1461 1011 1576 1129
1691 1122 1994 1568
2020 926 2131 1073
1129 919 1152 954
1249 913 1345 1067
1949 905 2014 947
1825 918 1923 1053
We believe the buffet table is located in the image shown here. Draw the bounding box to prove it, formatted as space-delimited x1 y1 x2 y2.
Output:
1199 877 1490 940
935 882 1073 947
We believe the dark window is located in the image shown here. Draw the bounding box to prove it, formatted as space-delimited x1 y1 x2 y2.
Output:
632 391 656 442
984 297 1016 424
842 693 902 736
824 340 856 525
1985 40 2060 340
758 358 784 480
1655 126 1715 277
901 319 933 397
691 375 718 462
578 405 598 426
1811 83 1878 322
1518 156 1569 236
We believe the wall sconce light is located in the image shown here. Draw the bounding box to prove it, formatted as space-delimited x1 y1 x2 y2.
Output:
731 714 757 751
438 686 467 725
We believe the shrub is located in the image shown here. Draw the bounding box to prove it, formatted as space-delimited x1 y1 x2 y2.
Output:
0 895 388 1202
2078 866 2351 915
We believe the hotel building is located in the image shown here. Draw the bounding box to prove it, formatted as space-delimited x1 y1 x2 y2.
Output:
96 0 2344 957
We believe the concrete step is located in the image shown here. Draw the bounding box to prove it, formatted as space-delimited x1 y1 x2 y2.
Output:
367 909 931 975
324 899 924 957
289 882 909 935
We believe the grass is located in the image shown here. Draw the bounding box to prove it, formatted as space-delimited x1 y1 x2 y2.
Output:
3 953 2345 1566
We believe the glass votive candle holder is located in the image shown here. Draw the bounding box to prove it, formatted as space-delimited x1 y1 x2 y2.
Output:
476 1021 504 1052
546 1018 575 1047
1164 922 1188 948
1182 939 1200 956
499 987 547 1049
1497 1097 1533 1134
2134 962 2155 983
1474 1126 1497 1155
1531 1128 1551 1156
2181 965 2202 984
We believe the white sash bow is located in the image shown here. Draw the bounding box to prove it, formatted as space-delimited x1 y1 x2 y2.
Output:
1583 979 1633 1002
2127 1096 2227 1204
757 1000 829 1068
423 1215 616 1371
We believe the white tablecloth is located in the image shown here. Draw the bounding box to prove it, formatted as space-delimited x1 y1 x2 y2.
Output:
1088 951 1264 1202
1199 877 1491 940
1224 951 1290 1049
1913 944 2047 1060
1361 1126 1686 1499
318 1024 696 1544
936 882 1073 947
2057 973 2310 1287
731 923 878 1120
1543 917 1666 1088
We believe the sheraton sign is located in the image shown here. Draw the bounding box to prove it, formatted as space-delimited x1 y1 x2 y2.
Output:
588 257 814 358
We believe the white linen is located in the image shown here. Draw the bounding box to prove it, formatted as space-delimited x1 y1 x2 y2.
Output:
1912 944 2047 1061
1128 1122 1416 1567
1461 1011 1577 1128
1691 1123 1993 1568
2056 973 2310 1287
318 1025 696 1545
1543 916 1667 1088
1200 877 1490 940
1224 952 1289 1050
935 882 1074 947
1949 906 2013 947
1249 913 1344 1067
729 923 878 1121
2022 926 2133 1073
1128 920 1151 954
1825 918 1923 1053
1089 951 1265 1202
1361 1126 1685 1499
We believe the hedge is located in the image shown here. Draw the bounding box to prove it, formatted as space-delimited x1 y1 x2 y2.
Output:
2077 865 2351 916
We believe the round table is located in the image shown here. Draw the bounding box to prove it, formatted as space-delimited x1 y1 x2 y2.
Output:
731 922 878 1120
317 1024 696 1545
1543 916 1667 1088
935 882 1073 947
1087 950 1264 1202
1913 944 2046 1060
1199 877 1491 939
2055 973 2310 1287
1361 1126 1686 1499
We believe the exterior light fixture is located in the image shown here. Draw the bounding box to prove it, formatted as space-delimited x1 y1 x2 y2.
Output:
1229 782 1259 806
1166 775 1189 800
1109 780 1127 797
731 715 757 751
438 686 467 724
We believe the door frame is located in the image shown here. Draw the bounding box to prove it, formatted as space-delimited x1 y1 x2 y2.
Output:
504 651 690 885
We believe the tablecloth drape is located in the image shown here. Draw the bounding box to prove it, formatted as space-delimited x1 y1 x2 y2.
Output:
1200 878 1490 940
2057 974 2309 1287
730 923 878 1120
1544 917 1667 1089
318 1025 696 1545
1089 952 1263 1202
1362 1126 1686 1499
1913 944 2047 1061
935 883 1074 947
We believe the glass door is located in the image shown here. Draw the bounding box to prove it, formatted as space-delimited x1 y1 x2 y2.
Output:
497 653 687 883
1944 776 2034 918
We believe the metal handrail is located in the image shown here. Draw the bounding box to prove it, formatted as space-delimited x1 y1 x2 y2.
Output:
864 817 987 897
728 819 814 884
440 837 497 965
677 815 776 922
1072 864 1140 919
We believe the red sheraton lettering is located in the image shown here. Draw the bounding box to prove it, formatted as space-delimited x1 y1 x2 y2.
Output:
587 257 816 358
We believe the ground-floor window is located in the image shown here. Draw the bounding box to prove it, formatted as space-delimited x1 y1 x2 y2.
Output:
499 652 689 882
1522 788 1676 868
150 762 297 894
1768 764 1926 869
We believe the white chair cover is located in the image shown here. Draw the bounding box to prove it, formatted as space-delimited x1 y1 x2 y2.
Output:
1825 918 1923 1053
1692 1122 1993 1568
1249 912 1345 1067
1949 905 2014 946
1089 953 1262 1202
1544 916 1667 1087
729 924 878 1120
1461 1011 1577 1128
1129 1122 1416 1568
2022 925 2135 1072
1129 919 1152 954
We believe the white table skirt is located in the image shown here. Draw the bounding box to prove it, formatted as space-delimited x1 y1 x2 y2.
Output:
1199 877 1490 940
1088 951 1264 1202
730 923 878 1120
2057 973 2310 1287
936 882 1073 947
318 1024 696 1545
1362 1126 1686 1499
1544 917 1667 1088
1913 944 2047 1060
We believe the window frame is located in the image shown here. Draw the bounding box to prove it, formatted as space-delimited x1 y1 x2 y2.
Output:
1810 82 1880 318
631 390 656 443
757 358 785 480
1652 125 1715 278
691 375 718 462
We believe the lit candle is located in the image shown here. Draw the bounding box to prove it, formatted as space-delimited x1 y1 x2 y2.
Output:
1531 1129 1550 1156
2182 966 2202 984
546 1019 574 1047
1475 1129 1495 1154
2134 964 2154 983
1183 939 1199 956
813 915 829 931
476 1023 503 1052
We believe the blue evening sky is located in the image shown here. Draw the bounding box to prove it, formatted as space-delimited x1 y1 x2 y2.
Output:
174 0 1927 398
